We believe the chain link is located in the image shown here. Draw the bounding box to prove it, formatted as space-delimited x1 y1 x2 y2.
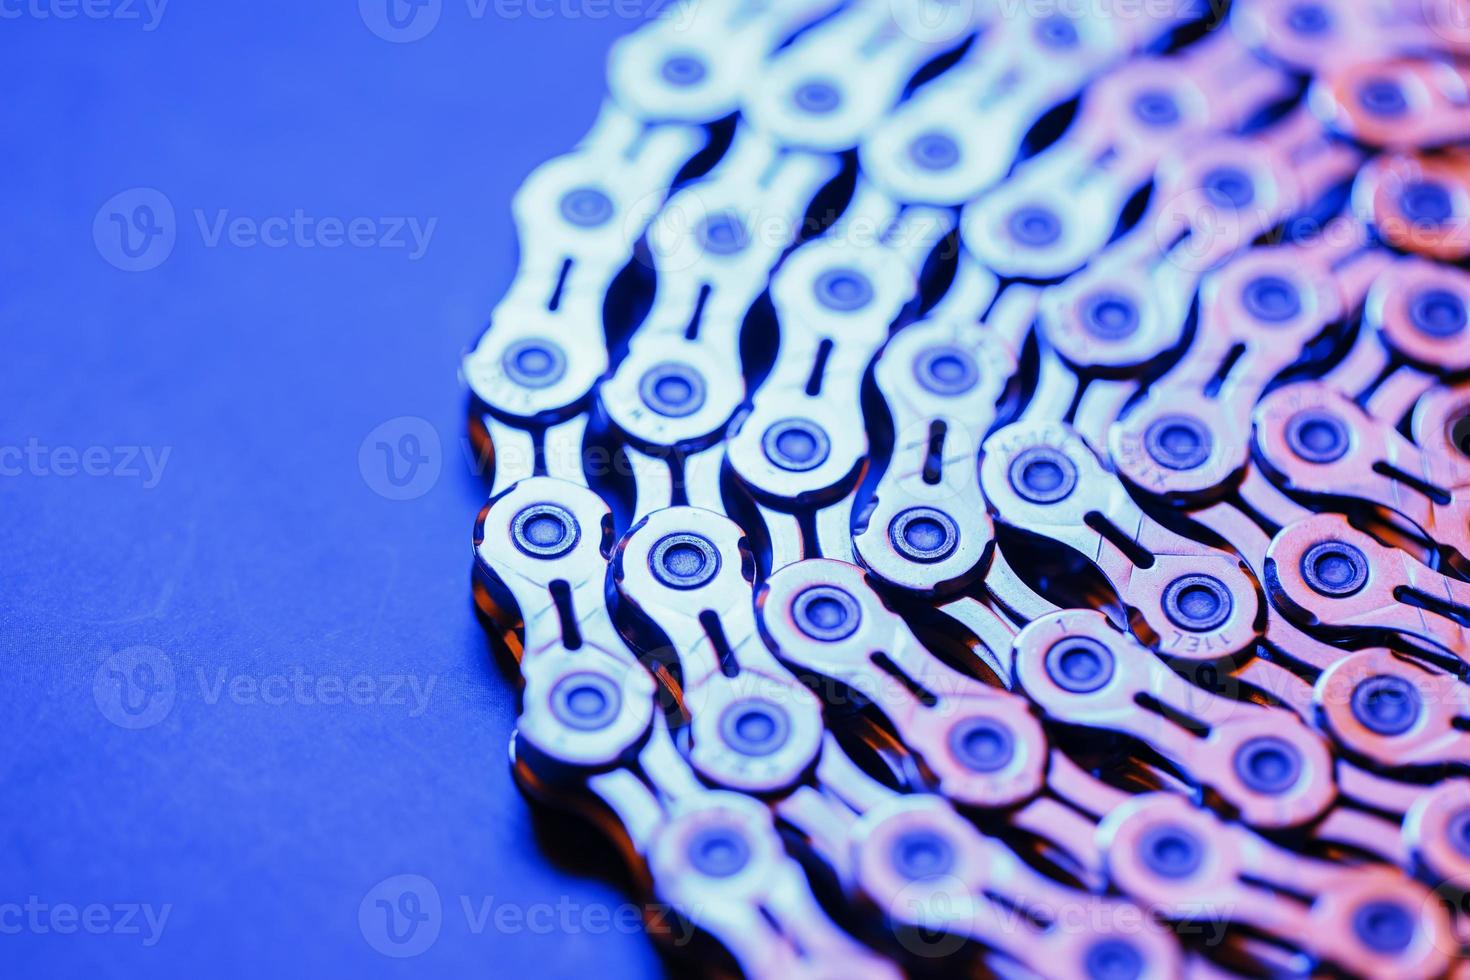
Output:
466 0 1470 975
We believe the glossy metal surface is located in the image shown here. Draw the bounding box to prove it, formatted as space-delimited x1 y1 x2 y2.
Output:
466 0 1470 975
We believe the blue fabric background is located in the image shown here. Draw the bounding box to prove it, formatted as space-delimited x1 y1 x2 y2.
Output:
1 1 668 975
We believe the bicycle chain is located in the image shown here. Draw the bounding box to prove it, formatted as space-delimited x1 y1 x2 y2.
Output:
465 0 1470 975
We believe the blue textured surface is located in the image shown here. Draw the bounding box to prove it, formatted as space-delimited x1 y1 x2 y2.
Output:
1 3 666 976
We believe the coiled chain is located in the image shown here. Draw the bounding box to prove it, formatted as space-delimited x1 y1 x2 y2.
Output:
465 0 1470 975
